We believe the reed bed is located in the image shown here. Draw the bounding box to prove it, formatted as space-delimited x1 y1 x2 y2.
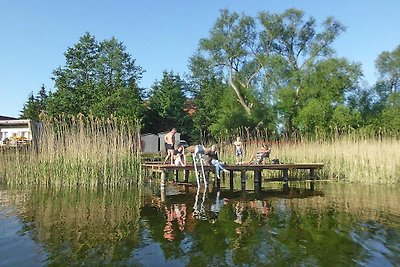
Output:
217 130 400 184
0 114 142 188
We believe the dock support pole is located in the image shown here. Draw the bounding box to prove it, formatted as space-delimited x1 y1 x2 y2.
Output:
254 169 262 194
175 170 179 183
241 171 246 183
229 171 234 191
241 171 246 191
184 170 189 183
254 170 262 184
310 168 315 179
283 169 288 181
161 170 168 187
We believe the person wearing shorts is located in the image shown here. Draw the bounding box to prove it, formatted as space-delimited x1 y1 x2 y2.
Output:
163 128 177 164
233 136 244 164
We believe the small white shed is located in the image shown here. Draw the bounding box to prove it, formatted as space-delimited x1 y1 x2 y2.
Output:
140 133 159 153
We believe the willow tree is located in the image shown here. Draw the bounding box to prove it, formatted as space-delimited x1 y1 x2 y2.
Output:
373 45 400 132
197 9 262 117
192 8 361 137
258 8 348 133
375 45 400 103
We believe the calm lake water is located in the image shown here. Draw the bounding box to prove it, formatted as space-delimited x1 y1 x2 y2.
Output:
1 179 400 266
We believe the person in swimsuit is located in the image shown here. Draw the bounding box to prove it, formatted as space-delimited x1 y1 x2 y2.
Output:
174 145 186 166
233 136 244 164
163 128 177 164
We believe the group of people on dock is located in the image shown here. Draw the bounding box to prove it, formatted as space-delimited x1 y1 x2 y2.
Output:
162 128 272 179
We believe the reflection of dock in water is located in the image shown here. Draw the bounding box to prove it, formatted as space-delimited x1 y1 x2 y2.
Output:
159 179 323 204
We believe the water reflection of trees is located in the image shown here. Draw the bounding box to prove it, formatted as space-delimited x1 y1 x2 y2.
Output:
3 181 400 266
9 187 143 266
141 182 400 266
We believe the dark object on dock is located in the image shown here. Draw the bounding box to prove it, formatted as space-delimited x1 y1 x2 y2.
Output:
271 159 280 164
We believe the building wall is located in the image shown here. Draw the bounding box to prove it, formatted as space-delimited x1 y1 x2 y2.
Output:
141 134 159 153
0 120 40 146
0 126 31 141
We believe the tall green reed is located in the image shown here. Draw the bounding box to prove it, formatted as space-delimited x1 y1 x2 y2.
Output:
215 127 400 184
0 114 142 188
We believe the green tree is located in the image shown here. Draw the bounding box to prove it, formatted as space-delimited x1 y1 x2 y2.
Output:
258 8 348 134
20 84 48 120
47 32 144 120
377 93 400 133
192 8 359 137
146 71 193 140
347 85 376 124
189 50 274 139
375 45 400 96
196 9 261 116
295 58 362 133
366 45 400 133
191 76 227 142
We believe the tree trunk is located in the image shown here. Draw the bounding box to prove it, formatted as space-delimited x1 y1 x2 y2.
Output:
228 70 252 116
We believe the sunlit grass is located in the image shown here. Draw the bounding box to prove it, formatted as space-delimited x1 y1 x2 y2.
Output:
217 131 400 184
0 114 142 188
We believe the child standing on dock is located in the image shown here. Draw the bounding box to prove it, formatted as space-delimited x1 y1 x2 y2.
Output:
233 136 244 165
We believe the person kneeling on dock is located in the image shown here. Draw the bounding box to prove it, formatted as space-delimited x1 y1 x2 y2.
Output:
174 145 186 166
248 144 271 164
206 145 229 179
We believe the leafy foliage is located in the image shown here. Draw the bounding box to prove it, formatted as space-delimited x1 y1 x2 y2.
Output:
47 33 144 120
145 71 193 140
19 11 400 140
20 84 48 120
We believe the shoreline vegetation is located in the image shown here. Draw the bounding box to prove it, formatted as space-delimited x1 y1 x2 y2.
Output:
219 130 400 184
1 115 399 187
0 114 142 188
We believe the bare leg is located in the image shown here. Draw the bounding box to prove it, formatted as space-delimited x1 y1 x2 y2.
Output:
164 154 170 164
169 150 174 165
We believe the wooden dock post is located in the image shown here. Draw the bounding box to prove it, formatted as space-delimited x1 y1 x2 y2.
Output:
241 171 246 191
229 171 234 191
184 170 189 183
241 171 246 183
283 169 289 181
160 185 166 202
175 170 179 182
310 168 315 179
161 170 168 187
254 170 262 184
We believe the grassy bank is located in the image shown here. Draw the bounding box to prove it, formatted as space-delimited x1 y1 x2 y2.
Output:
0 114 142 188
219 133 400 184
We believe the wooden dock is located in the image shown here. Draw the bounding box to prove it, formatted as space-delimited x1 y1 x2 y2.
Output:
144 162 324 188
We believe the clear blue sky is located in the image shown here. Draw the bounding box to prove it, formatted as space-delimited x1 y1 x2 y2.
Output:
1 0 399 118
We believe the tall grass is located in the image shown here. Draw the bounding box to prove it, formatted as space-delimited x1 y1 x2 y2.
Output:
217 129 400 184
0 114 142 188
